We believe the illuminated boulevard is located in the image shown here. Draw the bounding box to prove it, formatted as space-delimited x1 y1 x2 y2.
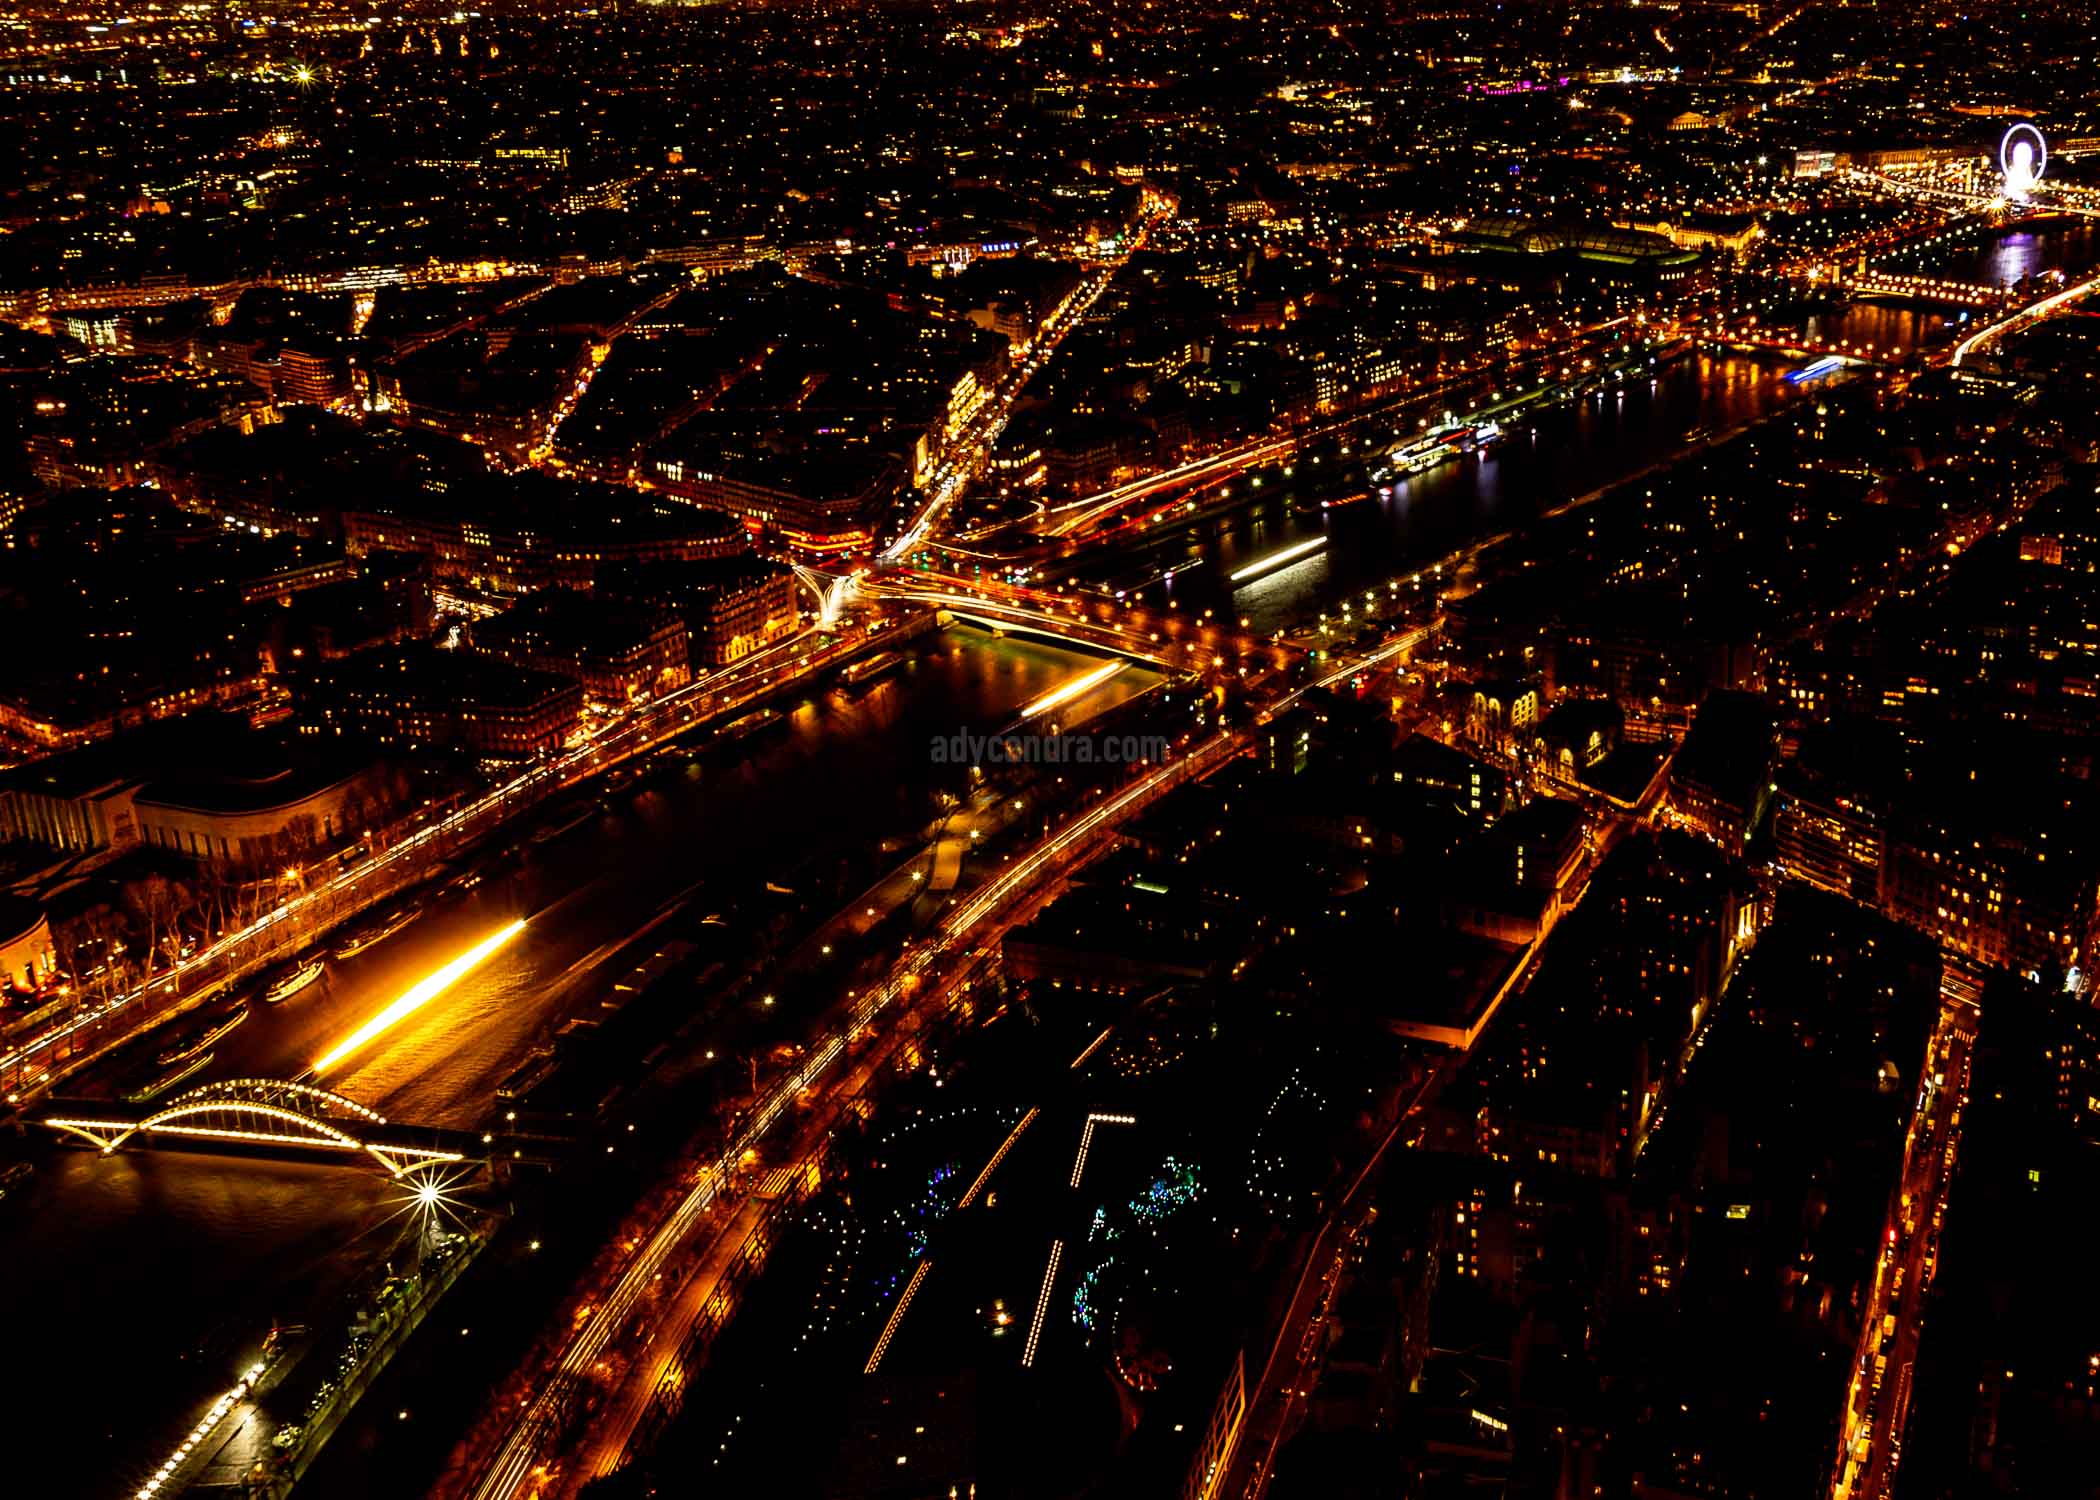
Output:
465 722 1241 1500
1832 975 1978 1500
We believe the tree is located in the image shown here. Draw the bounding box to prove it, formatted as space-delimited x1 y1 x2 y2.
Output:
281 813 321 859
54 903 125 1000
121 873 191 981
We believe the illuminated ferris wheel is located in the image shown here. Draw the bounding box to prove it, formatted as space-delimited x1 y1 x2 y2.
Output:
2000 122 2048 202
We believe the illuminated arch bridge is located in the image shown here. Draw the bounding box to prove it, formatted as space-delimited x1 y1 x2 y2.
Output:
34 1079 477 1177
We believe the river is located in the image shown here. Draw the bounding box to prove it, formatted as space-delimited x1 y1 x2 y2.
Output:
1064 344 1817 637
1077 219 2100 637
0 627 1157 1496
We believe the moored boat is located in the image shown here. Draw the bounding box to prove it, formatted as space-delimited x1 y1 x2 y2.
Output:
716 707 784 743
262 958 326 1006
839 651 904 689
332 908 417 961
127 1050 213 1103
155 1004 249 1067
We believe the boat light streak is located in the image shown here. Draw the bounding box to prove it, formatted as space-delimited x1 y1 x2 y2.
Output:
314 920 526 1075
1230 535 1327 583
1019 660 1126 719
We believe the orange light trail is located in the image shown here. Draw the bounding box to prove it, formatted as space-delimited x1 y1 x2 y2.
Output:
313 920 526 1075
1019 660 1125 719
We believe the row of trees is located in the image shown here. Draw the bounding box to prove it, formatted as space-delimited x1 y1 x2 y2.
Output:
49 869 262 1005
41 766 421 1004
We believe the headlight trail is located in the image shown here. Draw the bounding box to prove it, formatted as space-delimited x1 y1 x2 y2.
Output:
313 920 527 1076
1229 535 1327 583
1018 660 1126 719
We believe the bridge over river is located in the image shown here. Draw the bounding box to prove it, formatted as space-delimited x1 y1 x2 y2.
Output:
30 1077 485 1176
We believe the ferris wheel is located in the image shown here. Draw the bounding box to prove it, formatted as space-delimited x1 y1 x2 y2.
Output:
2000 122 2048 201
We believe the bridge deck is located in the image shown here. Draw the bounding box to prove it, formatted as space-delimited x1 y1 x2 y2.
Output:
32 1094 486 1172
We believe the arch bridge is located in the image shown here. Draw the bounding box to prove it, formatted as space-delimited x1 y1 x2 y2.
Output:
34 1078 475 1177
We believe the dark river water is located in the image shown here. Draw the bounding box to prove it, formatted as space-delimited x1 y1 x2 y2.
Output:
1204 347 1812 633
1889 216 2100 287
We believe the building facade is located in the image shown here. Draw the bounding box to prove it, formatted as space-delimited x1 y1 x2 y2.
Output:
302 647 583 758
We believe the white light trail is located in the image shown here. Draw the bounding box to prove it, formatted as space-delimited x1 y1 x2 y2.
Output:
1018 660 1126 720
1229 536 1328 584
468 1032 847 1500
1951 268 2100 366
313 920 526 1075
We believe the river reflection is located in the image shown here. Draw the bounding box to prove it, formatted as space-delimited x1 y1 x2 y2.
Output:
1126 351 1810 635
1916 218 2100 288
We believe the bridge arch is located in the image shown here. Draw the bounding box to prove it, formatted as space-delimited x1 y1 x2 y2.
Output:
42 1118 123 1154
38 1078 461 1177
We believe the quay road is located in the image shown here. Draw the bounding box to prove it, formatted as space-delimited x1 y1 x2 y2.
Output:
0 615 912 1102
1832 979 1978 1500
1023 435 1299 543
1949 264 2100 366
1841 165 2100 222
460 718 1245 1500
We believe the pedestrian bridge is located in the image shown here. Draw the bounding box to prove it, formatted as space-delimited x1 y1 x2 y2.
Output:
32 1078 478 1176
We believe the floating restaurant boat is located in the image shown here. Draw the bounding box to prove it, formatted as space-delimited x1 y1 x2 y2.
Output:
716 707 785 743
127 1050 213 1103
155 1004 249 1067
332 908 417 961
839 651 904 688
262 958 326 1006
